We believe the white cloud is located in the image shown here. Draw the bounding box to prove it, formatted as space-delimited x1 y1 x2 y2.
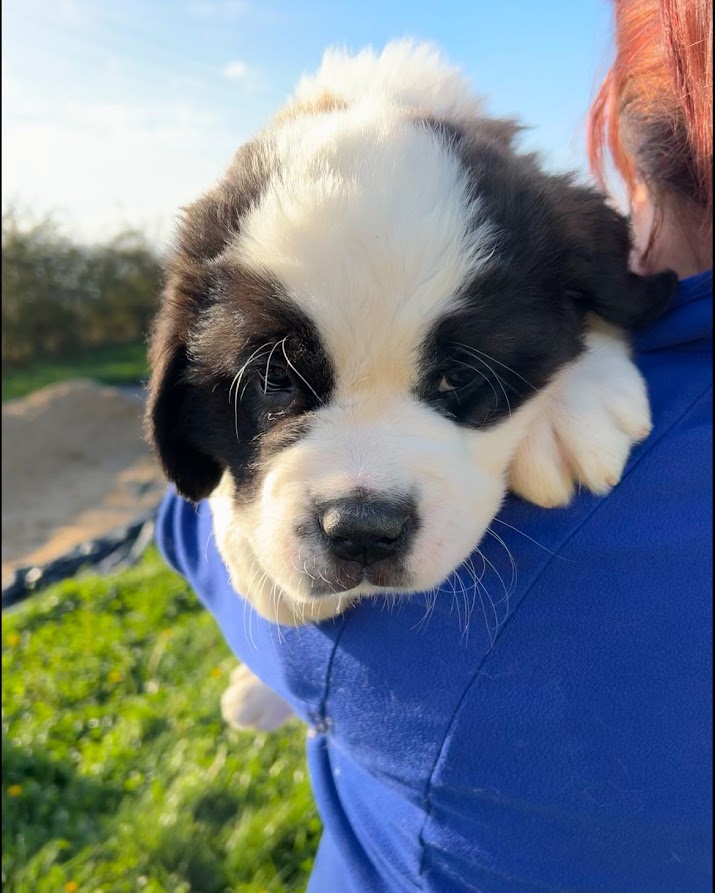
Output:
221 60 268 94
1 88 252 248
222 60 249 80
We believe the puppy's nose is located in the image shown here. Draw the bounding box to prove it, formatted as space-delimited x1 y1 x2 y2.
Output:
319 498 414 566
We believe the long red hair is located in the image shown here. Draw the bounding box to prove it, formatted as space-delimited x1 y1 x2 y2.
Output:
588 0 712 257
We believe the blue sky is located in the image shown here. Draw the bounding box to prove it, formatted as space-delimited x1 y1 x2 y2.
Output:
2 0 615 247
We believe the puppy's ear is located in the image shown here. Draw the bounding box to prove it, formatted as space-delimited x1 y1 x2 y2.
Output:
145 143 272 501
558 182 678 329
145 301 223 503
583 268 678 330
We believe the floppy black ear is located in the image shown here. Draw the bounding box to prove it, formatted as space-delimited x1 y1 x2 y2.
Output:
588 268 679 329
145 139 273 502
557 182 678 330
145 316 223 503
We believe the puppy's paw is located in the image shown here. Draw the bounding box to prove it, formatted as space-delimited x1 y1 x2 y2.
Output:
509 322 651 508
220 664 294 732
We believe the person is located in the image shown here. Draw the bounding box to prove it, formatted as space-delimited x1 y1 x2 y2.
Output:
155 1 712 889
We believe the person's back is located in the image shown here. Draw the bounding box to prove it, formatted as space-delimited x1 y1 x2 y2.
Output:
156 1 713 889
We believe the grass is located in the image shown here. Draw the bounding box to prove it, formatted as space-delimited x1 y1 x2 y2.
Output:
2 548 320 893
2 342 148 402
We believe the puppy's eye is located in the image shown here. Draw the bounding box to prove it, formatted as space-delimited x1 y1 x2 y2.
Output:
437 375 455 393
262 362 294 394
437 365 480 394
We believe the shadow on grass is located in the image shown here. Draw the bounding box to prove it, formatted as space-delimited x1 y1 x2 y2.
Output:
2 737 121 867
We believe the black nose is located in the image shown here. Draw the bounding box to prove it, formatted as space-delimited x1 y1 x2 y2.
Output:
319 498 414 567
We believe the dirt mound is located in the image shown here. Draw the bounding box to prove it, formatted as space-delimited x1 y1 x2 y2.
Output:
2 379 167 585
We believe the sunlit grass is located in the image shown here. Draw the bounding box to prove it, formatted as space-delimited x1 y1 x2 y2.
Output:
2 548 320 892
2 341 148 402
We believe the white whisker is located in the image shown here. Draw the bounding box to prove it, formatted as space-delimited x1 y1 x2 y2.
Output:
492 517 575 562
452 342 538 392
263 339 283 394
485 527 518 597
229 341 273 443
465 351 513 419
281 340 322 404
452 358 500 413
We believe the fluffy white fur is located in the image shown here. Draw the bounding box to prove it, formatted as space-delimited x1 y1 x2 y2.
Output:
291 40 484 120
509 319 651 507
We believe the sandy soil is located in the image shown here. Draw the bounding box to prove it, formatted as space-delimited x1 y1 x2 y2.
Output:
2 379 167 586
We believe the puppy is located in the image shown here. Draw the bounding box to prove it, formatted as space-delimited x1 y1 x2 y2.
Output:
147 41 674 640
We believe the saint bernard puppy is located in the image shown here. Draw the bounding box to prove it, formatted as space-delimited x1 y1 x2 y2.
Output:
147 41 674 647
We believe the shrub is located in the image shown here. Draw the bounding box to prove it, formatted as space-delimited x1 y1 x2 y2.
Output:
1 209 161 369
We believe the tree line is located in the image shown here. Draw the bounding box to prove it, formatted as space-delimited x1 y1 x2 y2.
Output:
2 210 162 368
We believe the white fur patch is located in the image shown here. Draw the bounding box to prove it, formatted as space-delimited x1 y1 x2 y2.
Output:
230 110 496 397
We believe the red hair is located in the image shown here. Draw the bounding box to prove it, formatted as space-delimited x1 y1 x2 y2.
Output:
588 0 713 258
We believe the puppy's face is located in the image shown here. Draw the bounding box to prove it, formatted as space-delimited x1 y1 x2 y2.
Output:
147 109 671 622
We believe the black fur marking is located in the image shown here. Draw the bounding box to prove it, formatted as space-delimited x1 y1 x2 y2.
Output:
416 116 678 427
150 273 334 504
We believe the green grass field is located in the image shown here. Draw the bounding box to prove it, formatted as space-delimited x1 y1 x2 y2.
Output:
2 342 148 402
2 549 320 893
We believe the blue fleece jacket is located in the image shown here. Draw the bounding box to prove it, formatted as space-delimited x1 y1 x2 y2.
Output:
156 271 713 893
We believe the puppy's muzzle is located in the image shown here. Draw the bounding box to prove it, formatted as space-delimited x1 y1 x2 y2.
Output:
318 497 415 567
